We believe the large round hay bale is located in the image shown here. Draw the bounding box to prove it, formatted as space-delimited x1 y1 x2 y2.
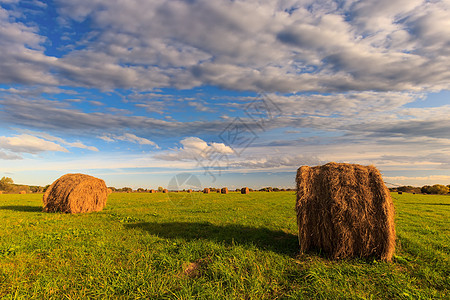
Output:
163 189 168 193
43 173 108 214
203 188 210 194
221 187 228 194
296 162 395 261
241 187 249 194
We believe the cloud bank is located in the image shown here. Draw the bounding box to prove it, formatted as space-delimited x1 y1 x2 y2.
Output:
1 0 450 92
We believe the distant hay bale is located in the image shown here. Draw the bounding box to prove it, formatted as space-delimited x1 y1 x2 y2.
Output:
163 189 168 193
296 162 396 261
187 189 192 193
398 191 403 194
221 187 228 194
43 173 108 214
20 191 26 194
107 188 113 195
216 190 220 193
0 191 3 195
203 188 210 194
149 189 156 193
241 187 249 194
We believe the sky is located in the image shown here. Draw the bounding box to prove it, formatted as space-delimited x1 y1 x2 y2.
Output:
0 0 449 190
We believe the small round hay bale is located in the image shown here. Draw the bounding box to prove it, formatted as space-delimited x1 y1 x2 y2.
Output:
203 188 210 194
241 187 249 194
163 189 168 193
221 187 228 194
296 162 396 261
20 191 26 194
43 173 108 214
216 190 220 193
149 189 156 193
107 188 113 195
187 189 192 193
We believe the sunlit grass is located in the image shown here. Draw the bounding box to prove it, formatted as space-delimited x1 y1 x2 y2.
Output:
0 192 448 299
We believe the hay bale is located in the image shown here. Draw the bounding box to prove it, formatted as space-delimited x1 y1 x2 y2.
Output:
149 189 156 193
43 173 108 214
187 189 192 193
221 187 228 194
203 188 210 194
163 189 168 193
397 191 402 195
107 188 113 195
296 162 395 261
20 191 26 194
0 191 3 195
241 187 249 194
216 190 220 193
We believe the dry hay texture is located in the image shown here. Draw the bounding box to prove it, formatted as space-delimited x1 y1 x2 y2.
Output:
241 187 250 194
296 162 395 261
163 189 169 193
43 173 108 214
149 189 156 193
203 188 210 194
221 187 228 194
0 191 3 195
20 191 26 194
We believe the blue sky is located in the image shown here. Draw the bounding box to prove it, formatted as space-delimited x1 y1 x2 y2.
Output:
1 0 449 189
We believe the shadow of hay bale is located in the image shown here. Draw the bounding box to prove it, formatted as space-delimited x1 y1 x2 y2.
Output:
0 205 42 212
124 221 298 256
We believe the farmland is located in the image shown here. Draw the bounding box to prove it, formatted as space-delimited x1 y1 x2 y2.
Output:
0 192 449 299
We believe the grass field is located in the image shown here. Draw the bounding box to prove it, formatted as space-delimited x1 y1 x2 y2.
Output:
0 191 449 299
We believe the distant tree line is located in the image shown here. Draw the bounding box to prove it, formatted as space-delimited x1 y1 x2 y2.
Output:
390 184 450 195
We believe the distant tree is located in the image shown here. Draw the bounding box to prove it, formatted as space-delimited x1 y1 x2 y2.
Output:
428 184 449 195
43 184 51 193
421 185 431 194
29 186 44 193
0 177 13 191
397 186 421 194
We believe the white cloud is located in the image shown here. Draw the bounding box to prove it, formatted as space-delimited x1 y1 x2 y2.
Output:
0 134 69 154
229 154 323 169
0 150 22 160
155 137 233 161
18 130 99 152
100 133 159 148
0 1 449 92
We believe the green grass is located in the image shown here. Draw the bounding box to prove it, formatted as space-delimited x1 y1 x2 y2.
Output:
0 191 448 299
